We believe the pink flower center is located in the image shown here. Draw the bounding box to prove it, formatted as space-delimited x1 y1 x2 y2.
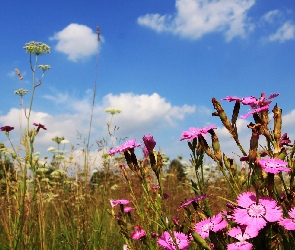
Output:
247 203 266 218
201 222 213 234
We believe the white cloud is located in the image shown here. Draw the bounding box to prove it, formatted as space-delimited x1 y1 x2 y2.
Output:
0 92 196 160
261 10 282 24
268 21 295 43
50 23 99 62
137 0 255 41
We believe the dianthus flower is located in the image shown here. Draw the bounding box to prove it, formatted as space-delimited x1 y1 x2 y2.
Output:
180 125 216 141
0 126 14 132
227 225 258 250
194 212 227 239
177 194 209 210
279 207 295 230
143 134 156 153
279 133 293 147
33 123 47 132
123 206 135 213
110 199 130 208
222 93 279 119
157 231 190 250
108 139 142 155
257 158 290 174
131 226 146 240
233 191 282 230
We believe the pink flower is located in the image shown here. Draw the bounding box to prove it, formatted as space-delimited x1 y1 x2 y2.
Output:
194 212 227 239
131 226 146 240
108 139 142 155
157 231 190 250
222 93 279 119
177 194 208 210
33 122 47 131
227 225 258 250
279 207 295 230
143 134 156 153
180 125 216 141
233 191 282 230
279 133 293 147
0 126 14 132
143 146 149 157
123 206 135 213
110 199 130 208
257 158 290 174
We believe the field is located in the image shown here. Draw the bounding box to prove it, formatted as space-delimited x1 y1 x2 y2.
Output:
0 42 295 250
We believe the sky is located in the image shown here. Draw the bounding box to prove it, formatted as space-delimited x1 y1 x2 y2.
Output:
0 0 295 168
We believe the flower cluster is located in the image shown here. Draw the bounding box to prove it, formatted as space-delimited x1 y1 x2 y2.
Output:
222 92 279 119
23 41 50 55
180 125 216 141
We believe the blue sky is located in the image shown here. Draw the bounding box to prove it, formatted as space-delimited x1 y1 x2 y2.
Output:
1 0 295 166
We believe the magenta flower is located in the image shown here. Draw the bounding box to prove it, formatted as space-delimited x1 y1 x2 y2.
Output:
108 139 142 155
177 194 208 210
123 206 135 213
110 199 130 208
180 125 216 141
143 146 149 158
257 158 290 174
279 207 295 230
0 126 14 132
227 225 258 250
233 191 282 230
222 93 279 119
131 226 146 240
157 231 190 250
194 212 227 239
143 134 156 153
279 133 293 147
257 158 291 174
33 122 47 131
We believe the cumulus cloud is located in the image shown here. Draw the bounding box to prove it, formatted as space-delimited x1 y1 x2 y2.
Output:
268 21 295 43
50 23 99 62
137 0 255 41
0 92 196 159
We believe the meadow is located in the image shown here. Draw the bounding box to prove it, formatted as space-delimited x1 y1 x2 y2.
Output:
0 41 295 250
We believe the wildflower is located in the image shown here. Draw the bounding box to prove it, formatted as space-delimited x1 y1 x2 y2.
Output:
257 158 290 174
227 225 258 250
180 125 216 141
110 199 130 208
233 191 282 230
14 88 28 96
47 147 55 152
23 41 50 55
60 139 70 144
151 232 159 238
222 93 279 119
38 64 51 72
279 133 293 147
105 107 122 115
157 231 190 250
0 126 14 133
131 226 146 240
33 123 47 132
279 207 295 230
123 244 130 250
123 206 135 213
143 134 156 153
108 139 142 155
194 212 227 239
143 146 149 157
177 195 208 210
